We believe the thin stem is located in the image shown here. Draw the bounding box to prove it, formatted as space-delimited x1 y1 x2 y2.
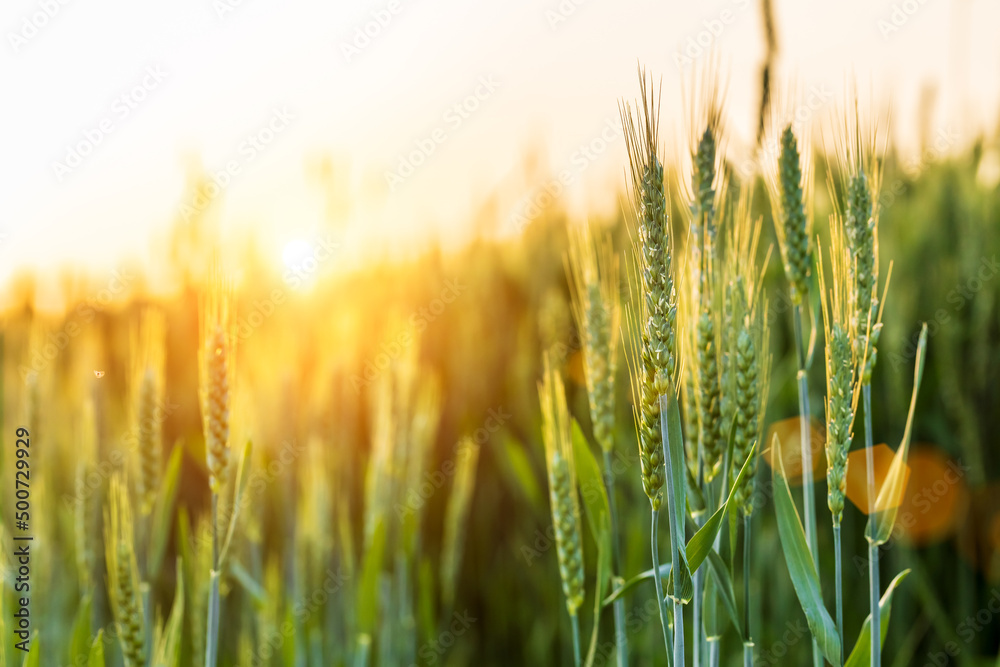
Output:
709 638 719 667
571 610 582 667
793 303 822 667
140 512 152 666
141 584 152 667
864 384 880 667
354 634 371 667
744 513 752 651
651 507 674 666
603 451 628 667
835 522 844 666
742 500 755 666
206 491 221 667
673 582 685 667
658 394 685 667
694 458 705 667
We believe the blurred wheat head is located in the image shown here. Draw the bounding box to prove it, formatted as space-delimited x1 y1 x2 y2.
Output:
722 190 772 516
538 352 585 616
131 307 166 514
199 271 236 493
104 475 146 667
566 219 621 454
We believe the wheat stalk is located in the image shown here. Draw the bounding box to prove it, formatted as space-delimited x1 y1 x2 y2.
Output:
199 269 235 667
817 214 863 661
724 190 772 520
104 475 146 667
830 97 889 667
621 67 680 665
764 115 822 667
441 437 480 613
132 307 166 516
565 218 626 665
538 353 585 666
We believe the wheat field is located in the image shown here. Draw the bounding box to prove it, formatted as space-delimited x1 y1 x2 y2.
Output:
3 1 1000 666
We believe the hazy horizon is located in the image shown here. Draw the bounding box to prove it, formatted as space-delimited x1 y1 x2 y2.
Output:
2 0 998 291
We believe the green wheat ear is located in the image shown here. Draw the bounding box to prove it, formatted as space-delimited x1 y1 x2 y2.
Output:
692 125 718 243
132 307 166 514
723 189 771 515
772 125 812 305
105 476 146 667
566 220 621 454
846 170 882 384
538 353 585 615
200 273 235 494
818 209 863 525
621 71 676 511
74 400 100 589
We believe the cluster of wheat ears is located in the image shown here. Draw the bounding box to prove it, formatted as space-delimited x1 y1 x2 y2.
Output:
68 273 239 666
18 262 475 667
539 69 930 667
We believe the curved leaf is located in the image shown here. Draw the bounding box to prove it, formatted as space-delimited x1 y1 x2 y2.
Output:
706 550 745 642
571 420 611 551
69 593 93 665
571 420 613 667
844 570 910 667
868 325 928 546
219 439 253 569
584 526 611 667
22 632 40 667
152 557 185 667
601 563 672 608
88 630 105 667
357 519 386 635
687 442 756 575
660 393 689 602
773 434 841 665
148 443 184 578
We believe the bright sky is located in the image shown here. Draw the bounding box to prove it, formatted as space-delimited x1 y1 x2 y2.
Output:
1 0 998 288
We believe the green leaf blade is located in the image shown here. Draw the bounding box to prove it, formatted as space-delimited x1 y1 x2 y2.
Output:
844 570 910 667
773 435 841 664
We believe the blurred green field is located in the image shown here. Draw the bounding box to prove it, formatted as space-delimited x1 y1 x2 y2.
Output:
1 123 999 667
